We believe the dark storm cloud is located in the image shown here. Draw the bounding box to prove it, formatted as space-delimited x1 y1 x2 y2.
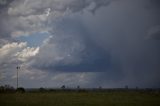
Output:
32 16 111 72
146 0 160 40
0 0 14 9
148 0 160 22
29 0 160 88
150 0 160 8
40 43 111 72
148 26 160 40
151 32 160 40
0 0 15 41
79 0 160 88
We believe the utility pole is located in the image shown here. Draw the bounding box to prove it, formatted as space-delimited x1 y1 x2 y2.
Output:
16 66 20 89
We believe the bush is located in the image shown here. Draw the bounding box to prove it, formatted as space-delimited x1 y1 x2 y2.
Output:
16 87 25 93
39 87 46 92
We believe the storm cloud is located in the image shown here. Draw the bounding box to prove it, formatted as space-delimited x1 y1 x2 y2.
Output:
0 0 160 88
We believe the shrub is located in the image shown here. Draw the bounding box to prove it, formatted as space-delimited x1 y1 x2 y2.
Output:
16 87 25 93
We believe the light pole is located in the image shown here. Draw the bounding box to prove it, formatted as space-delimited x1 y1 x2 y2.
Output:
16 66 20 89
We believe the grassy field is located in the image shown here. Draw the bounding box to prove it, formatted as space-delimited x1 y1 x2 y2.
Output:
0 91 160 106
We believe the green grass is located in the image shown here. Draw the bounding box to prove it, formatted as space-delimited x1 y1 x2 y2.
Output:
0 91 160 106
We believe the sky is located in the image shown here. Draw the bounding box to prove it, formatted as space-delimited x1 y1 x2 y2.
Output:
0 0 160 88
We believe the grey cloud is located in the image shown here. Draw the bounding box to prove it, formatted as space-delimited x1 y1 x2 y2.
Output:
8 0 114 16
32 16 111 72
0 0 14 39
37 43 111 72
148 0 160 22
151 32 160 40
0 0 114 42
0 0 14 10
4 0 114 39
148 26 160 40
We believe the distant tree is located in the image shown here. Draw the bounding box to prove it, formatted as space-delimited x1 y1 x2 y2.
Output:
99 86 102 90
125 85 128 90
61 85 65 89
16 87 25 93
39 87 46 92
0 85 15 92
0 86 5 92
77 85 80 89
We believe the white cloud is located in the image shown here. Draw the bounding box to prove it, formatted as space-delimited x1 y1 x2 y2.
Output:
0 42 39 63
15 47 39 62
0 42 26 64
0 42 40 85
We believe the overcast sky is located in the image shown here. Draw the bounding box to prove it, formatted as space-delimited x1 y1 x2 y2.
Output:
0 0 160 88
